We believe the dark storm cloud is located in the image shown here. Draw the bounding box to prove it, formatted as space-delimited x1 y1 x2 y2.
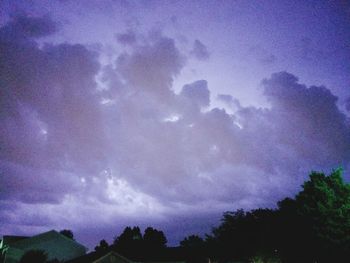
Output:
0 160 80 204
0 14 57 40
190 39 210 60
262 71 350 167
115 34 185 100
0 14 106 205
180 80 210 108
346 98 350 112
1 13 350 247
116 30 137 46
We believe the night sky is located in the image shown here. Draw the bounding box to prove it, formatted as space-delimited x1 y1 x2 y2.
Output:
1 0 350 250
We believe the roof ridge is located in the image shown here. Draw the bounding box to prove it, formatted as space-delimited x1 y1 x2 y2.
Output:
8 230 87 251
92 251 134 263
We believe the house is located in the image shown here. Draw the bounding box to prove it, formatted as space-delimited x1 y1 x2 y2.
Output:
0 230 86 263
67 246 207 263
66 250 136 263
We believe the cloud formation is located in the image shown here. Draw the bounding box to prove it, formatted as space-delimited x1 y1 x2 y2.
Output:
345 98 350 112
1 14 349 247
249 46 276 65
116 30 137 46
0 14 57 40
190 39 210 60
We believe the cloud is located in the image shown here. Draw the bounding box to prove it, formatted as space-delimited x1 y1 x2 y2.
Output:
345 97 350 112
1 14 350 248
0 14 57 41
190 39 210 60
262 71 350 166
0 14 106 205
116 30 137 46
249 45 276 64
180 80 210 108
115 34 185 100
217 94 242 112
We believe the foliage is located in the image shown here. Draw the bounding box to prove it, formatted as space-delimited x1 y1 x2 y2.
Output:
296 168 350 247
279 168 350 261
89 168 350 262
59 229 74 240
95 239 109 252
206 208 277 260
113 226 167 253
180 168 350 262
143 227 167 248
180 235 204 248
113 226 142 250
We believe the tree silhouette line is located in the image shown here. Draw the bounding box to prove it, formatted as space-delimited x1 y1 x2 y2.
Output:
180 168 350 262
16 168 350 263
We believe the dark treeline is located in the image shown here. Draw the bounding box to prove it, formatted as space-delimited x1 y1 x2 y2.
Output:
103 168 350 262
93 227 170 261
112 226 167 254
18 169 350 263
180 168 350 262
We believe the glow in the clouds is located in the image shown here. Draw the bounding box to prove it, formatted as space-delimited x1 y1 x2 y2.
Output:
0 0 349 249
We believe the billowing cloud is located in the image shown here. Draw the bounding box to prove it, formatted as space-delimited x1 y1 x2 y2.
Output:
180 80 210 108
0 14 106 204
217 94 241 112
345 97 350 112
116 30 137 46
1 14 349 248
190 39 210 60
0 14 57 40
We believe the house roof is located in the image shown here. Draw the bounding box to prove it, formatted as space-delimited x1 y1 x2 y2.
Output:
122 246 202 262
66 249 114 263
67 246 206 263
92 251 135 263
5 230 87 251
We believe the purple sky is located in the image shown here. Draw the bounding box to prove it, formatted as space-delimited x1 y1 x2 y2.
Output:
1 0 350 249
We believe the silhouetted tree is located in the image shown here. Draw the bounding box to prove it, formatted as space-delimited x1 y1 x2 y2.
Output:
297 169 349 261
113 226 143 252
273 168 350 262
180 235 204 248
299 169 350 244
179 234 208 262
207 208 277 260
20 250 47 263
95 239 109 252
112 226 169 259
59 229 74 240
143 227 167 249
100 169 350 262
277 196 311 262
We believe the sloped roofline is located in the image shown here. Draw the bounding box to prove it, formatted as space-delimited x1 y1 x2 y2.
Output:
92 251 134 263
8 230 87 251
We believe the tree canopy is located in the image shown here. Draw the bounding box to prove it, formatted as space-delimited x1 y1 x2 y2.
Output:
59 229 74 240
180 168 350 262
143 227 167 248
95 239 109 252
88 168 350 262
180 235 204 249
113 226 167 254
278 168 350 261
